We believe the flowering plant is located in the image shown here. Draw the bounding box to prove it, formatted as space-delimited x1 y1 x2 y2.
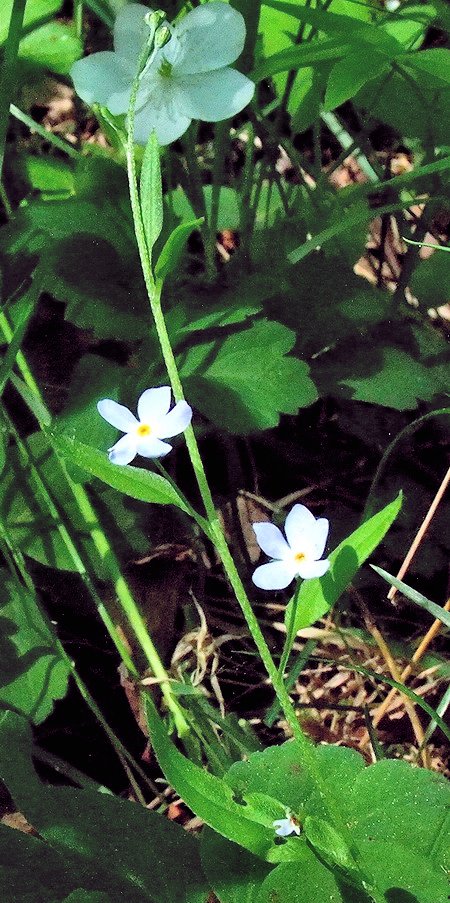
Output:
97 386 192 464
71 2 255 145
252 504 330 589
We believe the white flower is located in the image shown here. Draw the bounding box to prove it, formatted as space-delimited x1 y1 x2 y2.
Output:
252 504 330 590
97 386 192 465
273 811 301 837
71 2 255 146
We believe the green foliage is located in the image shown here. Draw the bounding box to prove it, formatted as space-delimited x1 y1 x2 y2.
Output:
0 712 209 903
140 132 163 264
19 21 82 74
0 576 69 722
284 494 402 632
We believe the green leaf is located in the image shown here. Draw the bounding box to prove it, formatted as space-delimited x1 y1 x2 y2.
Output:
0 0 62 44
180 319 318 434
9 371 51 426
355 839 450 903
303 816 356 874
155 218 203 283
145 694 274 858
200 829 271 903
285 494 402 632
0 712 209 903
252 37 348 83
24 155 75 198
0 823 79 903
53 434 190 512
324 50 390 110
0 577 69 723
410 248 450 307
401 47 450 86
349 757 450 863
255 853 349 903
140 131 163 262
19 21 82 75
371 565 450 628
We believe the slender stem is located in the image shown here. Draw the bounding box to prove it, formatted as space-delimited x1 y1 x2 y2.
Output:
126 64 387 902
278 579 301 679
74 0 83 39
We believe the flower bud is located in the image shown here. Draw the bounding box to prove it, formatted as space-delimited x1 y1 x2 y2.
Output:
154 25 171 50
144 9 166 30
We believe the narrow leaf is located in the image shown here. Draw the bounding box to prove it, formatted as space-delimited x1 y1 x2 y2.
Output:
371 565 450 629
145 694 273 858
251 37 348 82
140 130 163 261
285 494 402 633
53 434 190 512
155 218 203 283
9 372 52 427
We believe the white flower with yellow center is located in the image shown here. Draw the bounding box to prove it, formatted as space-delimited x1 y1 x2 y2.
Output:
97 386 192 465
71 2 255 146
252 504 330 590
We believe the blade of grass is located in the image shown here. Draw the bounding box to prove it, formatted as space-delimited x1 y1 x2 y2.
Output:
265 639 317 727
371 566 450 629
0 0 27 180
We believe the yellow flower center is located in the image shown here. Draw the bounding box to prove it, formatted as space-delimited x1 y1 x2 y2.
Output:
137 423 152 437
294 552 305 563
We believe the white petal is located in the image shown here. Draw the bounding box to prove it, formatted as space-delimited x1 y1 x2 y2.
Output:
97 399 138 432
252 560 297 591
133 100 191 145
176 68 254 122
174 2 246 74
136 435 172 458
114 3 150 65
296 558 330 580
157 401 192 439
108 434 137 465
273 819 292 837
284 504 317 549
312 518 329 559
253 523 290 560
137 387 171 423
71 52 133 114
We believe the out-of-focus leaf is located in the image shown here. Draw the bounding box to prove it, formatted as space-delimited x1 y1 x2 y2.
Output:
0 577 69 723
371 565 450 628
155 218 203 283
0 0 62 44
19 21 82 75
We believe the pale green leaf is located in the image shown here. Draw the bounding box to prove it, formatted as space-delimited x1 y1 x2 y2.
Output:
140 131 163 261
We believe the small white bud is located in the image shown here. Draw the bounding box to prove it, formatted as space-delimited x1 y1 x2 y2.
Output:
154 25 172 50
144 9 166 30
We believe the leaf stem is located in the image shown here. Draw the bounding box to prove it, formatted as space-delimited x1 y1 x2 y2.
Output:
278 579 302 679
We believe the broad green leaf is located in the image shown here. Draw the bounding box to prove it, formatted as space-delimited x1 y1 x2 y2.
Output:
401 47 450 86
140 131 163 261
371 565 450 628
349 758 450 863
324 50 390 110
53 434 190 512
354 840 450 903
19 21 82 74
0 712 209 903
0 0 62 44
145 694 274 858
255 853 350 903
226 741 365 825
303 816 357 874
155 218 203 283
0 577 69 723
200 829 272 903
0 824 78 903
285 494 402 633
180 319 318 434
24 155 75 198
168 185 240 230
410 248 450 307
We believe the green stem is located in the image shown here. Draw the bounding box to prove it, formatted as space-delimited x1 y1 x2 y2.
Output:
126 60 387 902
278 579 301 679
10 104 80 159
74 0 83 39
0 0 27 180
